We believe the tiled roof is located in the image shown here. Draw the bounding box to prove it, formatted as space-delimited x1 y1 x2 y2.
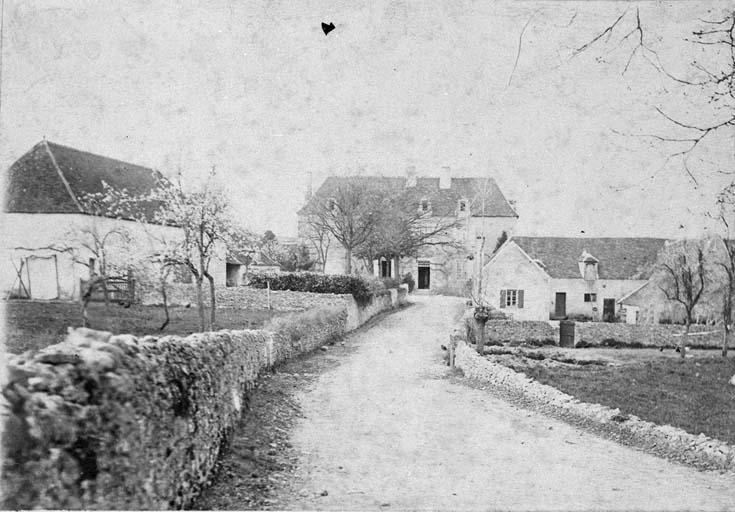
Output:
512 236 668 280
298 175 517 217
4 141 166 219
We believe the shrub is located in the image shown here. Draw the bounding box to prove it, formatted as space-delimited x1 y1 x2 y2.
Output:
248 271 373 304
401 272 415 292
567 314 592 322
381 277 401 289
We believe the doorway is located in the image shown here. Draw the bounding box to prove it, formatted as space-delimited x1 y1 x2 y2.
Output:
418 262 431 289
603 298 616 322
380 258 392 278
554 292 566 318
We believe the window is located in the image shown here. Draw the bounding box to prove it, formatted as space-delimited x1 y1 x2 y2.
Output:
584 293 597 303
458 199 467 212
500 289 524 308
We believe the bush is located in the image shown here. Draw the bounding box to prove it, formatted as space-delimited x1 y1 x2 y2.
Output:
401 272 415 292
381 277 401 289
567 314 592 322
248 271 373 304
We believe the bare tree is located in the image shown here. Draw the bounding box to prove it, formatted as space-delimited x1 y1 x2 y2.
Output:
302 221 331 273
714 183 735 357
571 7 735 184
303 179 388 275
655 239 710 358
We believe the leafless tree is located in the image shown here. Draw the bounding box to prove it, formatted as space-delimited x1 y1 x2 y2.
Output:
571 7 735 184
655 239 710 358
713 183 735 357
303 179 388 275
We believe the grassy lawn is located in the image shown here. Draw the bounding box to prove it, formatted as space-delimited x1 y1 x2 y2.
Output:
4 300 284 354
490 347 735 445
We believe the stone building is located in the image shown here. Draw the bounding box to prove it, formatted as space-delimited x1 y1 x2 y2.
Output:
481 236 668 321
297 168 518 292
1 140 226 302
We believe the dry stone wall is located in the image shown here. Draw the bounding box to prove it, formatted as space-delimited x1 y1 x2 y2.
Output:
466 316 724 349
1 288 407 509
450 319 735 472
574 322 723 349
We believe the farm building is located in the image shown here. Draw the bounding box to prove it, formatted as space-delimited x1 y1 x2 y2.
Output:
1 140 226 302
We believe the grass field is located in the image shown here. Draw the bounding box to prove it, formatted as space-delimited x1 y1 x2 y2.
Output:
488 347 735 445
4 300 284 354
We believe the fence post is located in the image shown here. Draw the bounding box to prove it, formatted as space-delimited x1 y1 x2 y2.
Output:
267 279 272 310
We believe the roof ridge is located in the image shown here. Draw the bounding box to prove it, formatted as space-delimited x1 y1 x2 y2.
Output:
43 140 84 213
44 140 156 172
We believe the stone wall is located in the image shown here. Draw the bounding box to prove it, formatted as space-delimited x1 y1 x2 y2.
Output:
463 314 724 349
449 326 735 472
574 322 724 349
484 320 558 345
1 288 407 509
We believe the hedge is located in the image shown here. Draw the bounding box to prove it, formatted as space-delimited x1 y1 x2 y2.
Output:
248 272 375 304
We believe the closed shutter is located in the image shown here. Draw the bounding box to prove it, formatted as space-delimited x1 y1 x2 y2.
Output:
500 290 506 308
518 290 524 308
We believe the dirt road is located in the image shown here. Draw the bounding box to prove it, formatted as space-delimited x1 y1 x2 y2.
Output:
278 295 733 511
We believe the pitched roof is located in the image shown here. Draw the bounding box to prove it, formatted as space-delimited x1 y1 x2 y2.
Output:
298 175 517 217
4 140 166 219
512 236 668 280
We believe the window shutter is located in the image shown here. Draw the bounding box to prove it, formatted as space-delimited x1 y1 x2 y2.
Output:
518 290 524 308
500 290 506 308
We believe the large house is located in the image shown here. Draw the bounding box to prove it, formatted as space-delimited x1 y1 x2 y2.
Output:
1 140 225 302
297 168 518 292
481 236 668 322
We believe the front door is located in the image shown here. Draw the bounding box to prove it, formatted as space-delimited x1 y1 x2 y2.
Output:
380 259 391 278
554 292 566 318
26 255 59 300
418 266 431 289
603 298 616 322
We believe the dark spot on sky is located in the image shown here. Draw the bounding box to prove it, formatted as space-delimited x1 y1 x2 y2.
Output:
322 22 335 35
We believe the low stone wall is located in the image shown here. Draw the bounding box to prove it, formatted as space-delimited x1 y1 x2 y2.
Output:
462 315 724 350
484 320 558 345
574 322 724 349
450 326 735 472
1 289 407 509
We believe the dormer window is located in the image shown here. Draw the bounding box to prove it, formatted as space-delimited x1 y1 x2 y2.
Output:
579 250 599 281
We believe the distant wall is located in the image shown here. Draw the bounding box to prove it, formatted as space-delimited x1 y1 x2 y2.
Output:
574 322 724 349
1 287 407 509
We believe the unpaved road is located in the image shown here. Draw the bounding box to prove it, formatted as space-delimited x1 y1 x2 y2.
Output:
277 295 733 511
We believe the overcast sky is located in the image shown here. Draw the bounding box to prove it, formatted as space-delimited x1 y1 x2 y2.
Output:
1 0 733 238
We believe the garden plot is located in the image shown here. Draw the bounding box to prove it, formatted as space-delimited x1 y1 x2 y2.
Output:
484 346 735 445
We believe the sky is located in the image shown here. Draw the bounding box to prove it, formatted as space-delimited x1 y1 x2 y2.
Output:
1 0 733 238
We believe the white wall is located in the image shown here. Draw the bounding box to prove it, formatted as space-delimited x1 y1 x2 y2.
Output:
481 242 550 320
549 278 648 320
0 213 226 300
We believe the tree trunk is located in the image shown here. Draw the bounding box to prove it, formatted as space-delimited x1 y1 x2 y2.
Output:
207 273 216 330
723 323 729 358
344 247 352 275
476 318 486 355
195 278 206 331
681 318 690 359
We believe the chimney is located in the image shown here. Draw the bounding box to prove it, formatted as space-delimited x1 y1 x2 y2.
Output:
305 172 313 201
405 165 417 187
439 166 451 189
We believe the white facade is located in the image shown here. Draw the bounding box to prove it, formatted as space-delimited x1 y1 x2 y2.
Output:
483 240 654 321
0 212 226 301
481 241 550 320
